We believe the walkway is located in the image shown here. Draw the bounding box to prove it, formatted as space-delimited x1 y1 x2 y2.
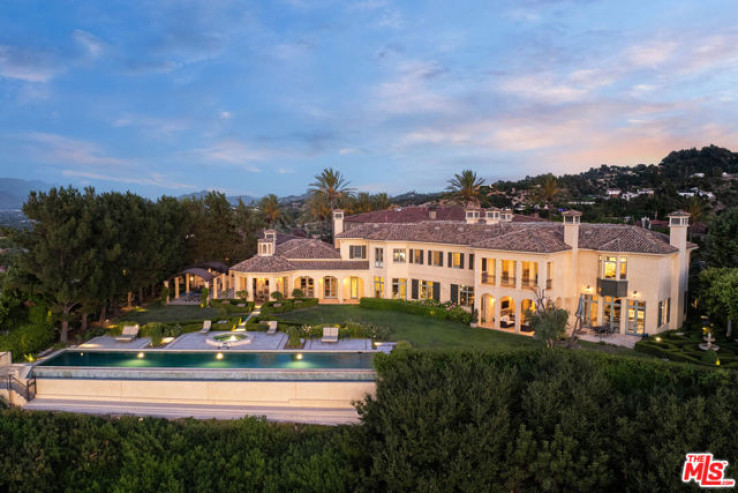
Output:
78 336 152 350
23 398 360 425
577 332 642 349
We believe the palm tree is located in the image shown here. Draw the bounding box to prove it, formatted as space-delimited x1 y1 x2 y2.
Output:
259 194 283 226
308 168 354 210
355 192 373 213
684 196 705 241
538 174 559 210
372 193 392 210
445 170 484 207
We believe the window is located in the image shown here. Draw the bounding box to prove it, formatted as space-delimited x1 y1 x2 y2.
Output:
410 249 424 264
627 300 645 335
374 277 384 298
429 251 443 266
419 280 437 300
501 260 516 286
546 261 553 289
521 261 538 287
599 255 627 280
375 248 384 268
482 258 496 285
468 254 474 270
450 252 464 269
658 299 671 327
350 277 360 299
349 245 366 259
603 296 621 331
324 277 337 299
393 249 407 263
392 278 407 300
459 285 474 307
298 277 314 298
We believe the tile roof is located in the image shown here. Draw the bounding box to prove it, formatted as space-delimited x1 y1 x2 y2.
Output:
289 260 370 270
231 238 367 273
337 222 689 255
343 205 545 226
230 255 297 273
275 239 341 259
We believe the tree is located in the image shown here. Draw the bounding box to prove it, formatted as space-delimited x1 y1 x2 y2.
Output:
308 168 353 211
259 194 283 226
354 192 373 214
537 174 560 210
445 170 484 207
705 207 738 267
372 193 392 210
699 267 738 338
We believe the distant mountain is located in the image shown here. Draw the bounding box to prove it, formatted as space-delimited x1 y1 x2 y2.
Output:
0 178 54 210
178 190 261 206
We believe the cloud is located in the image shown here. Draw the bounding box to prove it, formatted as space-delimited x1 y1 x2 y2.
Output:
73 30 105 58
0 46 61 82
20 133 132 167
219 111 231 119
62 170 196 190
194 140 270 171
374 60 456 115
625 40 677 67
112 114 189 138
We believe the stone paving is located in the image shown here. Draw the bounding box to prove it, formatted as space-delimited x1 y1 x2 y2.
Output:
77 336 152 350
577 332 642 349
165 331 287 351
303 338 373 351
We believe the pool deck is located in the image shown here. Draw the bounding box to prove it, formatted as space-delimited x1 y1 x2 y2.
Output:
78 336 152 350
23 398 361 425
303 338 373 351
166 331 288 350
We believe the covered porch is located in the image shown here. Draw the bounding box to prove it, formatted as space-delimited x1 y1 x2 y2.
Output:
164 263 234 304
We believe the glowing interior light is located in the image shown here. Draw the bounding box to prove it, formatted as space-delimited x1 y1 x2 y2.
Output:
216 352 224 360
296 353 303 360
137 352 145 359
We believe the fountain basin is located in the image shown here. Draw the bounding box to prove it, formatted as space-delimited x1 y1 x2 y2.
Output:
206 332 253 347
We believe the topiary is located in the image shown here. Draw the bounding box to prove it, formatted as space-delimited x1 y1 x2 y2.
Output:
291 288 304 298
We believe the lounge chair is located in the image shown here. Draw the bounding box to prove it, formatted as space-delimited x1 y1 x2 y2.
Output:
322 326 339 343
200 320 212 334
116 324 140 342
499 315 514 328
266 321 278 335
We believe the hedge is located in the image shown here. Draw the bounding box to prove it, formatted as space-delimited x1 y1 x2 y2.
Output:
360 297 473 324
259 298 318 315
0 305 54 362
3 348 738 491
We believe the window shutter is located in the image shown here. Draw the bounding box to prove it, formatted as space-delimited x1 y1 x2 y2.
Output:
450 284 458 304
411 279 418 299
468 254 474 270
482 258 487 271
447 252 452 267
460 254 465 269
409 249 414 263
428 250 432 265
419 250 424 264
439 252 444 267
433 282 441 301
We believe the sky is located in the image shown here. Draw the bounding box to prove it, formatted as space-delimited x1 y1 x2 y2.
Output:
1 0 737 199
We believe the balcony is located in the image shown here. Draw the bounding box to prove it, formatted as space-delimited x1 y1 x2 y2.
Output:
481 272 495 285
546 279 553 290
521 276 538 288
500 274 515 287
597 278 628 298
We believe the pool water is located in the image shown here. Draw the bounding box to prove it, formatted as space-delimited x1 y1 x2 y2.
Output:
37 350 375 370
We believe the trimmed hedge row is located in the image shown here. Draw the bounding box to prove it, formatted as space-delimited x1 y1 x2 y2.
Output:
259 298 318 315
360 297 473 324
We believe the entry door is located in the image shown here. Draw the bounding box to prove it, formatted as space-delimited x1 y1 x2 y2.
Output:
603 297 620 331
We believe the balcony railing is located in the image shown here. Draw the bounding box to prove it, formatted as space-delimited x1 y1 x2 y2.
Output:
597 278 628 298
500 274 515 286
521 275 538 288
546 279 553 290
481 272 495 285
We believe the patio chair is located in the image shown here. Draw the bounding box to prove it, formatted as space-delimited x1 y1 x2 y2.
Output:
200 320 212 334
500 314 514 328
321 326 339 343
115 324 140 342
266 321 278 335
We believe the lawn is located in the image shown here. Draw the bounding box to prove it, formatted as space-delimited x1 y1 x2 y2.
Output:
116 304 220 324
276 305 537 349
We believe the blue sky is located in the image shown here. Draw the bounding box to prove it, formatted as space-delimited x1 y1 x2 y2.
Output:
1 0 737 198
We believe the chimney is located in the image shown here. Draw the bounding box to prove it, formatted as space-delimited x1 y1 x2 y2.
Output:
501 208 513 222
668 210 690 330
562 210 582 249
465 207 480 224
484 208 500 224
257 230 276 256
332 209 344 247
428 205 437 220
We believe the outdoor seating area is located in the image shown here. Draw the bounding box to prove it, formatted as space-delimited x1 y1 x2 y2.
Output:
115 324 140 342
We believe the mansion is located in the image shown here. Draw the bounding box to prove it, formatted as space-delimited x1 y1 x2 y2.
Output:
171 206 695 336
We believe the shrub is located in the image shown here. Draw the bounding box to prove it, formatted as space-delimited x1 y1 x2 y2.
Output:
360 298 473 324
291 288 304 298
160 286 170 303
261 298 318 315
701 348 719 365
285 327 303 349
200 287 209 308
0 304 54 361
271 291 284 301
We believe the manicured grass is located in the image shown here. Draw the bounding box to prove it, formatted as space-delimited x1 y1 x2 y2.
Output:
276 305 536 349
116 304 220 324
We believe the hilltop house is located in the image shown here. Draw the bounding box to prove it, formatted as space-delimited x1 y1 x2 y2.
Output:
168 206 695 336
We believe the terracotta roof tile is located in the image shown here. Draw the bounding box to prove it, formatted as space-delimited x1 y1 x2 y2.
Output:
275 239 341 259
344 205 544 226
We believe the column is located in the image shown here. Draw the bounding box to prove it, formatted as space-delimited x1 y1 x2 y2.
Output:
246 276 254 301
212 278 219 299
174 276 180 299
338 277 345 304
538 260 545 292
268 277 275 300
495 259 501 285
514 297 521 334
163 280 170 303
620 299 628 334
185 275 190 293
515 261 522 291
494 297 501 330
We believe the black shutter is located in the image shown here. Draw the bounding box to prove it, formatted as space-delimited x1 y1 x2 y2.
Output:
419 250 424 264
409 249 414 263
411 279 418 300
482 258 487 271
447 252 452 268
439 251 444 267
460 254 465 269
433 282 441 301
450 284 458 304
428 250 432 265
469 254 474 270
